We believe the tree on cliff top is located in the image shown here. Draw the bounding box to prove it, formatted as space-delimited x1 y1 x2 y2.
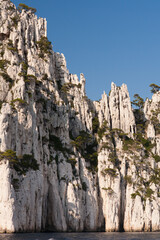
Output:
18 3 36 13
131 94 144 109
149 83 160 94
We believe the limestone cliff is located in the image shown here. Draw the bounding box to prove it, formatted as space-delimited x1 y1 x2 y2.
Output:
0 0 160 232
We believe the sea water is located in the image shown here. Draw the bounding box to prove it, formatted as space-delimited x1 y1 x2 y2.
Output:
0 232 159 240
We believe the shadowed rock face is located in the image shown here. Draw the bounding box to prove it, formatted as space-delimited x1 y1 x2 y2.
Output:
0 33 9 41
0 0 160 233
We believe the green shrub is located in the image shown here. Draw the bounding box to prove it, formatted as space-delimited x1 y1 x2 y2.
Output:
97 121 108 139
11 15 20 28
10 98 27 107
149 168 160 185
122 136 135 151
131 186 154 202
25 74 37 83
21 61 28 72
149 83 160 94
71 131 92 151
100 142 111 151
108 152 120 166
0 72 14 88
36 36 52 59
61 83 73 94
102 168 118 178
131 191 141 199
92 116 99 134
67 158 77 166
102 187 114 195
145 187 154 199
132 94 144 109
71 131 98 171
124 175 132 185
0 59 10 71
49 134 71 156
18 61 28 81
0 150 17 163
7 40 18 52
152 154 160 163
49 134 63 151
0 150 39 175
18 154 39 172
133 133 155 157
111 128 127 139
18 3 36 13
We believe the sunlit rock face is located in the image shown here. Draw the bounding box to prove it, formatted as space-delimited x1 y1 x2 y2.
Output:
0 0 160 233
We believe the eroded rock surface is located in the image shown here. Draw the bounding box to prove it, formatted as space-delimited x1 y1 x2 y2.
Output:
0 0 160 232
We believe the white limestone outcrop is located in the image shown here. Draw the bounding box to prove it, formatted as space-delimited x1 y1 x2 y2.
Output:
0 0 159 233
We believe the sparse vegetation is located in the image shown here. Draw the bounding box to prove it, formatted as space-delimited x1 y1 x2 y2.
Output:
18 3 36 13
71 130 98 172
131 186 154 202
132 94 144 110
124 175 132 185
97 120 108 139
0 150 39 175
71 131 92 151
102 187 114 195
0 72 14 89
25 74 37 83
67 158 77 166
10 98 27 108
150 107 160 135
11 15 20 29
108 152 120 166
101 168 118 178
149 83 160 94
92 116 99 134
36 36 52 59
7 5 15 11
7 39 18 52
0 59 10 71
49 134 72 157
152 154 160 163
18 61 28 79
61 83 74 94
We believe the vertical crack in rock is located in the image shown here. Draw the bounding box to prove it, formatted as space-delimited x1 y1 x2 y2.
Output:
119 174 125 232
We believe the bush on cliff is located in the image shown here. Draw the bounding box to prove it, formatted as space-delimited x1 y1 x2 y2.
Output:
0 150 39 175
36 36 52 59
18 3 36 13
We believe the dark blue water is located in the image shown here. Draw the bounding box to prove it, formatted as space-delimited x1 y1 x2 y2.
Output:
0 233 159 240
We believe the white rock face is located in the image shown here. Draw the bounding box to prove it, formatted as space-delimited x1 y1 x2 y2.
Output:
0 0 159 233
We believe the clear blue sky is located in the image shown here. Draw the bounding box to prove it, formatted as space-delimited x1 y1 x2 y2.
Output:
12 0 160 101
